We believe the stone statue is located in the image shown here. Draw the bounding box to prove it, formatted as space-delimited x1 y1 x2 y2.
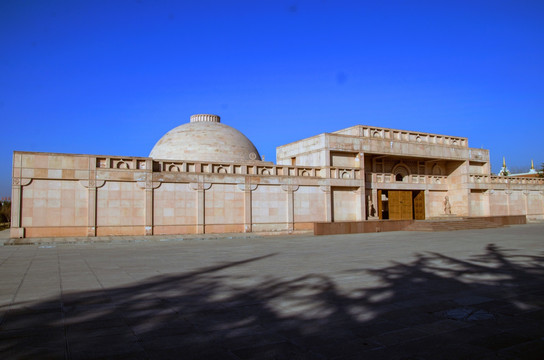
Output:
367 195 377 218
444 196 451 215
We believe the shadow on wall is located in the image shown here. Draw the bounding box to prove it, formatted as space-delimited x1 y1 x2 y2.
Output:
1 246 544 359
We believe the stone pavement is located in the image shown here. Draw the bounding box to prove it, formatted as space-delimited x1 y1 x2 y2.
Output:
0 225 543 359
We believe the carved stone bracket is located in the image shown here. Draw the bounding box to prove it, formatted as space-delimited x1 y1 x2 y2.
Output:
13 178 32 187
281 184 299 192
189 182 212 191
137 180 162 190
237 183 258 192
79 180 106 189
319 185 331 193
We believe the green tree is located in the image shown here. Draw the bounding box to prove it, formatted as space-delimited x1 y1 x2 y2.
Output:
0 201 10 224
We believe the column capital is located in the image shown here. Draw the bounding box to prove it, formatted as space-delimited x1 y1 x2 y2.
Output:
137 180 162 190
237 183 258 192
319 185 331 193
79 180 105 189
281 184 299 192
12 178 32 187
189 182 212 191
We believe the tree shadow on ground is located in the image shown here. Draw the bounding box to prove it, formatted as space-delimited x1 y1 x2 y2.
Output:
1 244 543 359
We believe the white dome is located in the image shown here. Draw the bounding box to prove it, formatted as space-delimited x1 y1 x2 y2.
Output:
149 114 262 162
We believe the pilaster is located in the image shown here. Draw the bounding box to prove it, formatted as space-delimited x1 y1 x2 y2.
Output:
137 175 162 236
355 187 366 221
320 185 332 222
505 190 512 216
190 182 212 234
79 179 105 236
10 177 31 238
238 182 258 233
281 184 299 233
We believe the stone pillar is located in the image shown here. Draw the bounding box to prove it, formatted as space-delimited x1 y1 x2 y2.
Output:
358 152 369 220
145 187 153 235
190 182 211 234
10 177 30 238
282 184 299 233
541 191 544 216
87 185 97 237
80 179 105 237
138 174 161 236
505 190 512 216
238 182 258 233
523 190 529 216
356 188 366 221
424 189 431 219
320 185 332 222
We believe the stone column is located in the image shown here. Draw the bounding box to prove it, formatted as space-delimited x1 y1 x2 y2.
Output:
523 190 529 217
80 179 105 237
424 189 431 219
85 157 98 237
10 177 31 238
355 188 366 221
138 174 161 236
505 190 512 216
238 182 258 233
190 182 211 234
541 191 544 216
485 190 491 216
320 186 332 222
87 184 97 237
282 184 299 233
358 152 369 221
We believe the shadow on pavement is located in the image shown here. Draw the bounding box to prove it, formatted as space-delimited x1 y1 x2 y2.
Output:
1 244 543 359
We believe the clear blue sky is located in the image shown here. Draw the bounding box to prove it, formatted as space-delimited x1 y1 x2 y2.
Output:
1 0 543 198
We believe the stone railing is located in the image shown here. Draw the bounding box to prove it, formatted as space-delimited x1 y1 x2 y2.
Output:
470 175 544 185
336 125 468 148
96 157 362 179
96 157 149 170
370 173 447 185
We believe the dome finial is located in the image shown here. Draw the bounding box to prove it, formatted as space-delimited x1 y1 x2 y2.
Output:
190 114 220 123
529 159 537 174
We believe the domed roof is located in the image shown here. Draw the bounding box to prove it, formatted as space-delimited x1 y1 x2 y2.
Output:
149 114 262 163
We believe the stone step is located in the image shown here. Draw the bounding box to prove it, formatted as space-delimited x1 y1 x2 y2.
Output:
405 218 504 232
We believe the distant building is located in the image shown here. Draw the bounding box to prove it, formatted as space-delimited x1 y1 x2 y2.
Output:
509 160 542 178
11 114 544 238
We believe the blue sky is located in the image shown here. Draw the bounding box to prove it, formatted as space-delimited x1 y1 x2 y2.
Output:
1 0 543 198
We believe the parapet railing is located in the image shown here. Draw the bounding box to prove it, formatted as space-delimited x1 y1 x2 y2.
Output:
95 157 362 180
469 174 544 185
335 126 468 148
370 173 447 185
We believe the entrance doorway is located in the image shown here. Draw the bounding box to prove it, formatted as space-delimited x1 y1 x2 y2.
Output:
377 190 425 220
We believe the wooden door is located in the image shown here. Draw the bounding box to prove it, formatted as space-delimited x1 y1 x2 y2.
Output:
389 191 401 220
389 190 413 220
400 191 413 219
413 191 425 220
377 190 382 219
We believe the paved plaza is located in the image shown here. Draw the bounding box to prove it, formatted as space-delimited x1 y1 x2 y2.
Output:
1 225 543 359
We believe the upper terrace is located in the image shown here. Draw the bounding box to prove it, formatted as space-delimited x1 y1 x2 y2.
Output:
333 125 468 148
277 125 487 165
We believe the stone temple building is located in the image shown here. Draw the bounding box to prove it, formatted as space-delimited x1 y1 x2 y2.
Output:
11 114 544 238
